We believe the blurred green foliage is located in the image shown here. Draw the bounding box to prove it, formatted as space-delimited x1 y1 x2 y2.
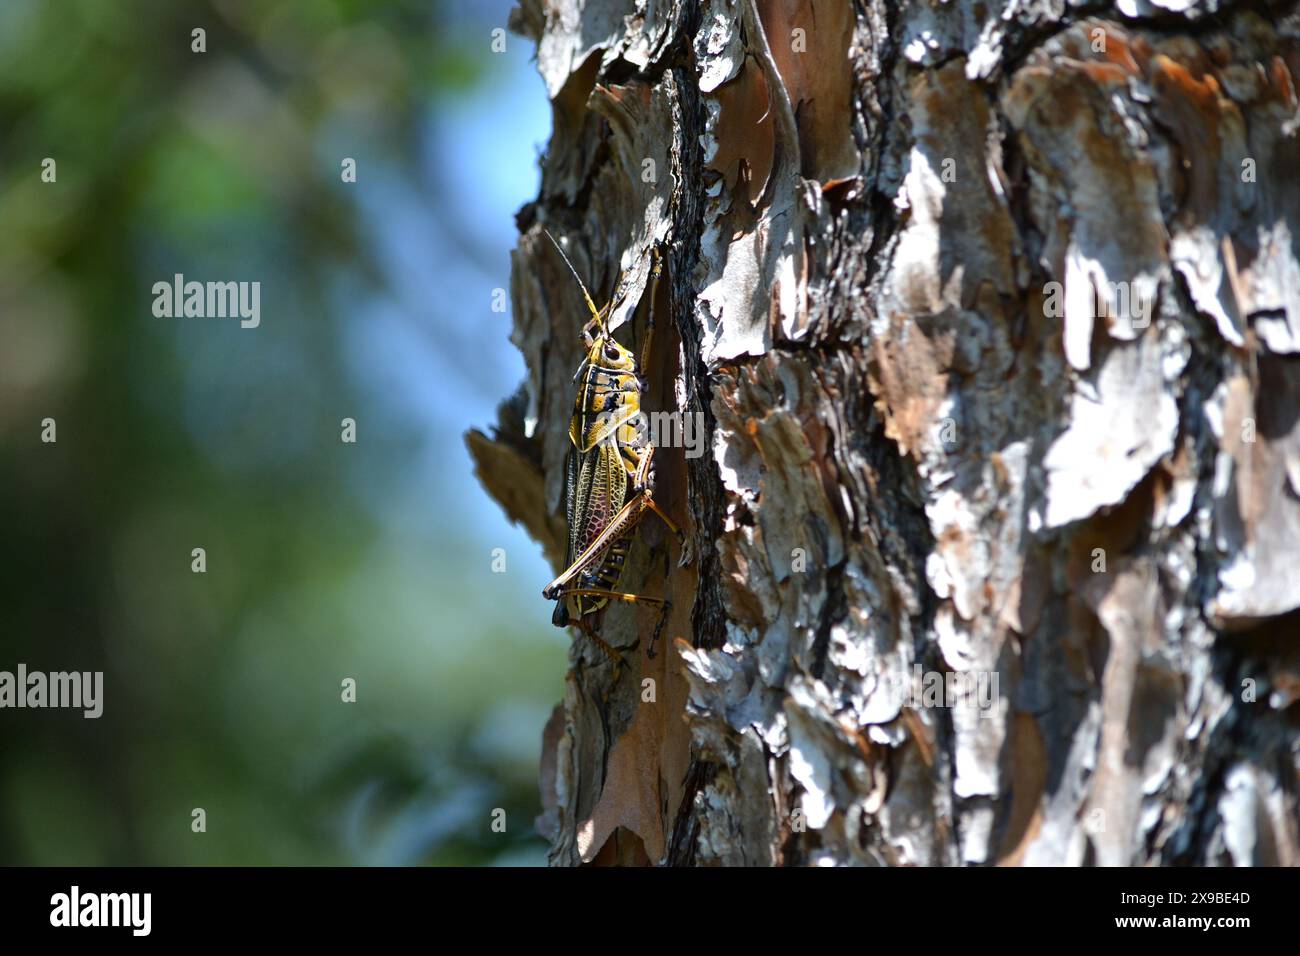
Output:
0 0 562 865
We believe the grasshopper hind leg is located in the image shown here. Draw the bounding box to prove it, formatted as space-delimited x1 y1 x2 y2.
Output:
564 587 672 660
552 597 626 687
646 597 671 660
573 616 625 693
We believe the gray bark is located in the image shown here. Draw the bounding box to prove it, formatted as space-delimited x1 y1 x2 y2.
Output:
469 0 1300 866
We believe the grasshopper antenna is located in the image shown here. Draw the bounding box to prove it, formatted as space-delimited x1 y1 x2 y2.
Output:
543 229 604 330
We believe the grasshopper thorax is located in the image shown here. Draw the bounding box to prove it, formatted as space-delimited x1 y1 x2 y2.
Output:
571 329 644 452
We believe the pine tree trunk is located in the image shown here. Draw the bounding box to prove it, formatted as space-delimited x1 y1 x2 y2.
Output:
468 0 1300 866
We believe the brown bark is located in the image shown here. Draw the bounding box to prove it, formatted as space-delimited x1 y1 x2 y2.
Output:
469 0 1300 866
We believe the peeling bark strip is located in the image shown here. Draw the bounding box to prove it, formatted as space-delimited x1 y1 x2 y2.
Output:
467 1 1300 866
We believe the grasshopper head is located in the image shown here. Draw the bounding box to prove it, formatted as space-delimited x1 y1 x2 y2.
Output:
587 331 636 373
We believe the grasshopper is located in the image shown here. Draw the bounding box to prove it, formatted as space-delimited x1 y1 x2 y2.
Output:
540 231 689 671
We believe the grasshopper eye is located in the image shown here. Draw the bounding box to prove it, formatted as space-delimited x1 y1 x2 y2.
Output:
604 343 621 362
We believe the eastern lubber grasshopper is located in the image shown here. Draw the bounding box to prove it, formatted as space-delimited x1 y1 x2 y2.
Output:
540 230 690 673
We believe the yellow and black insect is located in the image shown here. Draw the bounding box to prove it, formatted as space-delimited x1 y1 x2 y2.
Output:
540 230 687 670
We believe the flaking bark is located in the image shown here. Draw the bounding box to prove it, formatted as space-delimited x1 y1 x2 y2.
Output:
469 0 1300 866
